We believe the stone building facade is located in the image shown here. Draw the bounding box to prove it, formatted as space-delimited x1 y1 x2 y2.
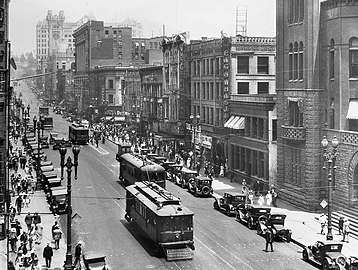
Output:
276 0 358 211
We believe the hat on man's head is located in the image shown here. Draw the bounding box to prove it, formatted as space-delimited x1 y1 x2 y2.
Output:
78 240 83 245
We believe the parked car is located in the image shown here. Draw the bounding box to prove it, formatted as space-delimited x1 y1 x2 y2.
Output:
302 241 358 270
48 187 68 214
236 204 271 229
82 251 109 270
173 167 198 188
52 137 72 150
39 136 49 149
188 176 213 197
49 132 59 144
213 192 247 216
256 213 292 242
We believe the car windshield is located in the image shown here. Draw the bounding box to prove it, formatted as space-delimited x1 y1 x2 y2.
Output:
230 195 246 203
186 173 197 178
87 261 105 268
198 180 211 185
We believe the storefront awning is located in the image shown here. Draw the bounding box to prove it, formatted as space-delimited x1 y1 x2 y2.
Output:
224 116 236 128
232 117 245 130
347 100 358 119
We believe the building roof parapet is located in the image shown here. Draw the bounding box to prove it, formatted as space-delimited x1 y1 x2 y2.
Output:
233 36 276 45
321 0 358 10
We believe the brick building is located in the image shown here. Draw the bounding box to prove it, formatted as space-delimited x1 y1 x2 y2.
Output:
276 0 358 211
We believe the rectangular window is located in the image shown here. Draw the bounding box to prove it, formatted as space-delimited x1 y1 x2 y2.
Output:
108 79 114 89
257 82 269 94
350 50 358 78
294 53 298 80
330 49 335 79
108 94 114 104
237 82 249 94
202 82 206 99
237 56 249 74
272 119 277 141
257 57 269 74
289 101 304 127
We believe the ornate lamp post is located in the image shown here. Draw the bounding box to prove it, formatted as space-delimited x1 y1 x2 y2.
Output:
60 145 80 270
40 115 45 137
33 116 37 136
36 121 41 182
24 104 30 141
190 114 201 169
321 135 339 241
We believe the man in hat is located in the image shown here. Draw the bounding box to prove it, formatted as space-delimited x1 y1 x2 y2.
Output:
43 242 53 268
24 212 33 231
342 218 350 243
265 226 274 252
9 228 18 252
73 241 83 268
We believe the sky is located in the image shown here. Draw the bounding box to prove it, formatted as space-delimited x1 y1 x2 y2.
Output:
8 0 276 55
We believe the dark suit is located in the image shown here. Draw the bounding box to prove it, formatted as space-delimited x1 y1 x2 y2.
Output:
265 228 274 252
43 245 53 268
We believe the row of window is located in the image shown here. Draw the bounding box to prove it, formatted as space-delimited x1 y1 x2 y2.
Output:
192 105 222 126
330 37 358 79
288 0 304 24
104 29 123 38
237 82 270 94
237 56 269 75
288 42 304 81
192 82 222 100
192 58 222 76
231 145 267 180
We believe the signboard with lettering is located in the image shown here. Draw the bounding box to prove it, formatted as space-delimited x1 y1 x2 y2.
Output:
222 37 231 121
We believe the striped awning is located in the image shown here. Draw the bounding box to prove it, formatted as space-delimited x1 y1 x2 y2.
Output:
224 116 237 128
232 117 245 130
224 116 245 129
347 100 358 119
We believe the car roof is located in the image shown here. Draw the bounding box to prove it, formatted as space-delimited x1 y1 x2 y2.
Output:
51 189 67 196
83 251 106 261
195 176 211 181
225 191 245 197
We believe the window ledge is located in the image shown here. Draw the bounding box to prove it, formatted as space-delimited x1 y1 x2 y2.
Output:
330 78 334 81
349 78 358 81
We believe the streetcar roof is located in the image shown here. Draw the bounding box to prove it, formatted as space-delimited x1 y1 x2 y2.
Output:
120 153 165 172
126 182 194 216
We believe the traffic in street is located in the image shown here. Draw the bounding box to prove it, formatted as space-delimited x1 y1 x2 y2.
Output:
18 82 317 269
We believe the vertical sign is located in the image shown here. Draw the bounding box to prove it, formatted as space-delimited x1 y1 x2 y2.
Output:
222 37 231 121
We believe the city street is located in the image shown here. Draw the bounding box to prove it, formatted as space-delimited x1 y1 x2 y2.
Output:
18 83 317 269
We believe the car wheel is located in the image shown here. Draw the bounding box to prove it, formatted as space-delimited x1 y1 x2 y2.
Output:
213 201 219 210
322 259 330 270
302 249 308 261
236 211 242 222
202 186 210 196
226 206 231 215
248 218 254 229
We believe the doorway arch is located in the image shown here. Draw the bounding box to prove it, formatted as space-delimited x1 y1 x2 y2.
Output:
347 151 358 205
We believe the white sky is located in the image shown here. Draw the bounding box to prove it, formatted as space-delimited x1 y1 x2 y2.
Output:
9 0 276 55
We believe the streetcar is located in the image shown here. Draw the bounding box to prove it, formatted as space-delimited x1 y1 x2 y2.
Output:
68 123 89 144
118 153 166 188
125 181 194 261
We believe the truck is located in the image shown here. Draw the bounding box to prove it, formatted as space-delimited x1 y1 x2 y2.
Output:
42 116 53 130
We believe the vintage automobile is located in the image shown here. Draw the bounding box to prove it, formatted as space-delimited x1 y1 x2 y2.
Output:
256 213 292 242
188 176 213 197
165 163 183 182
39 136 49 149
82 251 109 270
236 204 271 229
173 167 198 188
302 241 358 270
48 187 68 214
49 132 59 144
52 137 72 150
213 192 248 216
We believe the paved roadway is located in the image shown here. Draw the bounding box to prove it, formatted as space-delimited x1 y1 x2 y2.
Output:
18 83 317 269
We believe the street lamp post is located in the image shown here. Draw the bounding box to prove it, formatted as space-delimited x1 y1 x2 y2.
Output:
33 116 37 136
321 135 339 241
60 145 80 270
40 115 45 137
24 104 30 141
190 114 201 170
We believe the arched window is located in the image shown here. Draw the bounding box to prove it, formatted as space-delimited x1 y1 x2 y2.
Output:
330 39 335 79
294 42 299 80
299 42 304 80
289 43 293 80
289 0 304 24
349 37 358 78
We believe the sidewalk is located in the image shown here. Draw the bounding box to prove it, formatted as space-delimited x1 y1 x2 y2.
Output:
6 139 66 269
107 137 358 258
209 173 358 258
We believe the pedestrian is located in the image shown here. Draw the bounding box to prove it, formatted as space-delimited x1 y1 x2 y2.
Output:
19 230 28 248
51 221 59 238
265 227 274 252
32 211 41 226
253 180 259 196
258 194 265 206
28 224 36 250
53 227 62 250
43 242 53 268
219 164 224 177
24 194 30 208
35 223 43 244
338 216 344 235
248 189 254 204
9 228 18 252
73 241 83 268
24 212 33 231
14 249 24 267
241 179 247 193
266 191 272 206
319 213 328 235
30 249 39 268
342 218 350 243
15 195 23 215
18 241 28 255
271 188 278 207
